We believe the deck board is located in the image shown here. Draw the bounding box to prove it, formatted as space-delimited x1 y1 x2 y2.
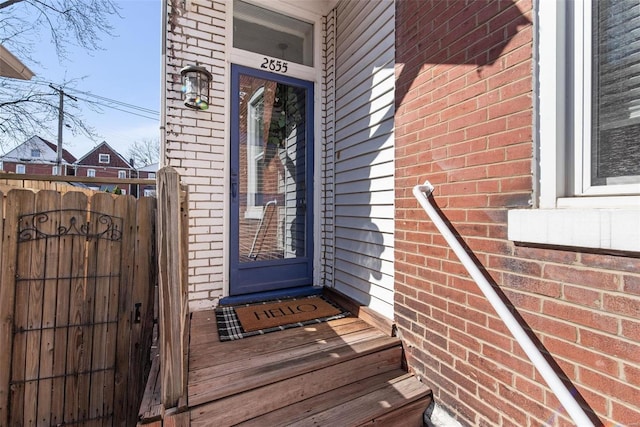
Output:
236 370 409 426
189 316 370 369
286 374 431 426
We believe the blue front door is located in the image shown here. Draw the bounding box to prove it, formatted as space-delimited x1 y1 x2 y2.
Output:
230 65 314 296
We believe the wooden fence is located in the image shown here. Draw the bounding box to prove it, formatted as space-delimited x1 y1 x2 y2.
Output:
0 187 157 426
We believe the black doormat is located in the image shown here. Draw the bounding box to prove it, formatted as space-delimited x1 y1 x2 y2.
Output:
215 295 349 341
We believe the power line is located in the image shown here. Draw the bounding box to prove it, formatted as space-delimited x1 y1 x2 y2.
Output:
8 78 160 119
66 87 159 115
71 94 159 120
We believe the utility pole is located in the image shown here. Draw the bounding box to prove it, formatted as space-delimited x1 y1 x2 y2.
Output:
49 84 78 175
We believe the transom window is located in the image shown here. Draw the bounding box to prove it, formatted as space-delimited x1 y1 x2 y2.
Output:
233 0 314 67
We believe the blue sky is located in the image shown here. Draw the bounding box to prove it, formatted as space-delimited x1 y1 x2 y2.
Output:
26 0 161 159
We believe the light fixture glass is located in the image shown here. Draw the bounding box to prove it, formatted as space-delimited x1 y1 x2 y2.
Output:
180 65 212 110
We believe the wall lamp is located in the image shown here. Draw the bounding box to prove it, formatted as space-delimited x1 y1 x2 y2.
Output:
180 65 212 110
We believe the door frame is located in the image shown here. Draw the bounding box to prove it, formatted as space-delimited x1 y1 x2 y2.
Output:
229 64 315 297
223 1 326 299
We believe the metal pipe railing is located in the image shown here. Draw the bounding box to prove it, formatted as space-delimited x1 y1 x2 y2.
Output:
413 181 594 427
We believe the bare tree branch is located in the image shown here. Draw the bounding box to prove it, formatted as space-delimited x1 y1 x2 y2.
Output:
0 0 119 148
127 137 159 167
0 0 24 10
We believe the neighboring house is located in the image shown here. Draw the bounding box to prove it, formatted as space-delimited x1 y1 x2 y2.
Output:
136 162 159 198
162 0 639 425
74 141 134 194
0 135 76 176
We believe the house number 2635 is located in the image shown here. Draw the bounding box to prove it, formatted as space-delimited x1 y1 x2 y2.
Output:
261 57 288 73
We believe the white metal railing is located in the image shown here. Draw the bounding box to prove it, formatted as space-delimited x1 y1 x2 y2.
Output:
248 199 277 259
413 181 594 427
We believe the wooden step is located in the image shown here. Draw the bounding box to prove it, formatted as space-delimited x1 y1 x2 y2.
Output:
186 310 430 426
190 346 403 425
188 318 400 407
288 374 431 426
236 371 430 427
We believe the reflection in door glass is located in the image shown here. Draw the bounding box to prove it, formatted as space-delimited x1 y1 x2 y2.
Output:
238 74 307 263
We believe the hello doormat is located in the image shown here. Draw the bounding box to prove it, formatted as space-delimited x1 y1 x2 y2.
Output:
215 296 349 341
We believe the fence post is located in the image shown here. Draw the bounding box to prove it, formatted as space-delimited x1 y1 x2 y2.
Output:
157 167 187 408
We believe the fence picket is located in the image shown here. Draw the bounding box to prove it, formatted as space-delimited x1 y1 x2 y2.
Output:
35 190 62 426
113 194 137 425
0 190 19 426
128 196 157 422
62 192 90 423
10 190 37 425
88 193 118 423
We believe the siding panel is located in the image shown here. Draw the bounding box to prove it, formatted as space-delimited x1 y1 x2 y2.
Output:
333 0 395 319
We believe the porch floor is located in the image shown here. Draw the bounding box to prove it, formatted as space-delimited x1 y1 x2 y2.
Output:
139 292 432 426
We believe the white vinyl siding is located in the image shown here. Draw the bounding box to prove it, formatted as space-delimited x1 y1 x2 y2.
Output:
332 0 395 319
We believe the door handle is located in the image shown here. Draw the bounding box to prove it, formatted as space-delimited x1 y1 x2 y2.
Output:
231 169 238 200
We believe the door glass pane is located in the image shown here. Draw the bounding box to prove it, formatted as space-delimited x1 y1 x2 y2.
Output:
238 74 307 263
233 0 314 66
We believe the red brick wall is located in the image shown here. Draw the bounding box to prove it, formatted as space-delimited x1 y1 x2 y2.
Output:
395 1 639 425
0 162 73 176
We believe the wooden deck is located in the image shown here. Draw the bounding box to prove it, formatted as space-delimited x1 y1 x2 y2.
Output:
139 293 432 426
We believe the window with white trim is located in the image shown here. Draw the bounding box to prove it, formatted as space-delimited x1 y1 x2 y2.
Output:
31 149 41 158
245 87 266 219
118 170 127 179
52 166 59 175
99 154 110 164
508 0 640 253
87 169 96 177
574 0 640 195
16 164 25 174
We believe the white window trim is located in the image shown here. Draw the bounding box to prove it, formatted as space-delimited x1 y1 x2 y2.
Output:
508 0 640 253
16 164 26 174
118 170 127 179
87 168 96 177
99 154 110 164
